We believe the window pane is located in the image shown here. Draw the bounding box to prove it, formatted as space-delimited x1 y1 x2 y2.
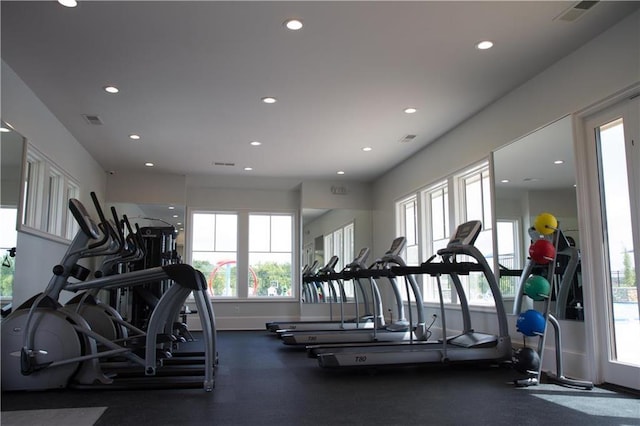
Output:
192 213 215 251
65 183 80 240
46 171 63 236
192 252 237 297
482 171 492 225
597 117 638 365
271 215 292 252
22 157 39 228
249 215 270 252
216 214 237 251
465 175 483 222
249 252 292 297
0 208 17 298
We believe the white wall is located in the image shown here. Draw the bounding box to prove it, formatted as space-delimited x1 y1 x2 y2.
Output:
2 61 107 306
107 171 186 206
300 180 372 210
370 11 640 380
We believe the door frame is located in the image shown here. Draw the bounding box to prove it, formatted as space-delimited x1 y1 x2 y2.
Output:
574 84 640 389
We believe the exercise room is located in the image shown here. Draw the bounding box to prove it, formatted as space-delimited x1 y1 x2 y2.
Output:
1 1 639 425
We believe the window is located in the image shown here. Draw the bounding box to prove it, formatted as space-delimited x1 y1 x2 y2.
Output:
0 207 17 299
322 222 355 299
496 219 520 298
395 160 494 306
323 222 354 272
249 214 293 297
457 163 494 305
22 152 43 229
397 195 419 265
191 212 238 297
65 183 80 240
21 145 81 240
46 168 64 235
189 210 296 299
421 182 450 302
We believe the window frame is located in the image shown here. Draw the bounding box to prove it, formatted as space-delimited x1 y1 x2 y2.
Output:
20 144 81 242
187 208 298 301
248 212 295 298
394 159 495 307
190 211 240 298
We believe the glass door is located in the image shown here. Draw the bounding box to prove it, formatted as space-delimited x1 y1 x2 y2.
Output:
586 96 639 389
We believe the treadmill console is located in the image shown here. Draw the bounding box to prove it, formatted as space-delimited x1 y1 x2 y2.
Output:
348 247 370 267
386 237 407 256
319 255 339 273
447 221 482 247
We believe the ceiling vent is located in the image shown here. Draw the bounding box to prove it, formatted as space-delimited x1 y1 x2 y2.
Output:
555 1 599 22
399 134 417 143
213 162 235 167
82 114 103 125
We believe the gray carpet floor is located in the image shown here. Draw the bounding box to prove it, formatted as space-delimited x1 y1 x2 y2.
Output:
2 330 639 426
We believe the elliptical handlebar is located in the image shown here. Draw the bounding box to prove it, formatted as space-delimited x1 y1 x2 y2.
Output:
69 198 101 241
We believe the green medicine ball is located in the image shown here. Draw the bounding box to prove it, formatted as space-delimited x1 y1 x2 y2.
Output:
524 275 550 301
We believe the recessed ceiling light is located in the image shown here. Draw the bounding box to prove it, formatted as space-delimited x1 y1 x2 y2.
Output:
168 206 175 210
501 179 510 183
177 222 182 226
250 141 262 146
58 0 77 7
284 19 303 30
129 134 141 140
261 97 277 104
403 107 417 114
554 160 564 164
476 40 494 50
145 162 154 167
103 85 119 94
337 171 345 175
0 126 11 133
362 147 373 152
244 167 253 171
172 214 179 218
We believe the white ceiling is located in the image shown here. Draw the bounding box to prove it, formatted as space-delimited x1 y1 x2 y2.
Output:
2 1 638 185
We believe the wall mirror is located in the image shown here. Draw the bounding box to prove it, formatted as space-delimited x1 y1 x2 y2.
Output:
301 208 373 312
492 115 584 320
1 122 25 302
110 202 186 261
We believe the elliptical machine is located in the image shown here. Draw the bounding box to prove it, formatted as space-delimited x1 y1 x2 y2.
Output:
1 197 216 391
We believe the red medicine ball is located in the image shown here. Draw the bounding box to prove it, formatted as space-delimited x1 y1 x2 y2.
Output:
529 239 555 264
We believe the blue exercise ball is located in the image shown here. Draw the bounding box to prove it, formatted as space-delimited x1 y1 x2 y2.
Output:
516 309 546 336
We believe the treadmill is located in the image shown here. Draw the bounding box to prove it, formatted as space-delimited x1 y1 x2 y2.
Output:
315 221 512 368
279 237 428 346
300 261 320 304
265 248 373 333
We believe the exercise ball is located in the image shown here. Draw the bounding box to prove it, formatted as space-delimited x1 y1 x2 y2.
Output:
534 212 557 235
524 275 551 301
529 239 555 264
516 309 546 336
513 347 541 373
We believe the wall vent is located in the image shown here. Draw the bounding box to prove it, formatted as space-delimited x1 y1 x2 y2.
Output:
213 162 235 167
82 114 103 125
399 134 417 143
555 1 599 22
